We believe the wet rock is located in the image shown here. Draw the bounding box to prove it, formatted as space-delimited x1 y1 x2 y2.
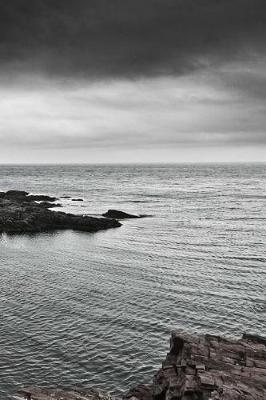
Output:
102 209 141 219
13 387 113 400
27 194 57 202
242 333 266 345
0 190 121 234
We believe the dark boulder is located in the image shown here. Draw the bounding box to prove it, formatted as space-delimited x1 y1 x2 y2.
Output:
4 190 29 200
102 209 141 219
27 194 57 202
26 194 57 202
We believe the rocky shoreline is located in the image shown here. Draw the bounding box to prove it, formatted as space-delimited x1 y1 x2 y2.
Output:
13 331 266 400
0 190 121 234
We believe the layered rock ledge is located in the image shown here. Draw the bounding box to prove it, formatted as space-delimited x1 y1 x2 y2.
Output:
0 190 121 234
13 332 266 400
125 332 266 400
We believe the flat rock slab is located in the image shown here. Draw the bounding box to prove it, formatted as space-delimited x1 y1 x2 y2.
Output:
13 387 112 400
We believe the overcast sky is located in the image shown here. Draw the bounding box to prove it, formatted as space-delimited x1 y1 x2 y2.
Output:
0 0 265 163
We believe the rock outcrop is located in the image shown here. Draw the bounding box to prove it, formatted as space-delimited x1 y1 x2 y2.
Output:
125 332 266 400
0 190 57 202
102 210 142 219
0 190 121 234
12 332 266 400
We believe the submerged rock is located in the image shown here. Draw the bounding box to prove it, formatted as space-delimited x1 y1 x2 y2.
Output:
102 209 142 219
72 198 84 202
0 190 121 234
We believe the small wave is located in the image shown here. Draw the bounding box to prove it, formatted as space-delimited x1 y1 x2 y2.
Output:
225 217 266 221
222 256 266 263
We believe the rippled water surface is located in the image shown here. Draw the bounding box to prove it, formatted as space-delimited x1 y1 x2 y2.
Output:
0 164 265 398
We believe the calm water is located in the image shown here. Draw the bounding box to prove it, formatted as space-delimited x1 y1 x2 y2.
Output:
0 163 265 398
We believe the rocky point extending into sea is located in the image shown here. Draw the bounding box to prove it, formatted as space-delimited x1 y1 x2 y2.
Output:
0 190 121 234
13 331 266 400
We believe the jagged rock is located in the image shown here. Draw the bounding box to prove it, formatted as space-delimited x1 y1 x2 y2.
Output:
0 190 121 234
102 210 141 219
125 332 266 400
124 384 152 400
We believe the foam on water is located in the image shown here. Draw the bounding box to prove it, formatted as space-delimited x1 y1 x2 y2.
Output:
0 164 265 397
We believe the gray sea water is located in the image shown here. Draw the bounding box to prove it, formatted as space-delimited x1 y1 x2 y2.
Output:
0 163 265 398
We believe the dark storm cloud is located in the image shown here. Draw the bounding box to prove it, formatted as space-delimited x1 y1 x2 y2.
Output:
0 0 265 163
0 0 265 79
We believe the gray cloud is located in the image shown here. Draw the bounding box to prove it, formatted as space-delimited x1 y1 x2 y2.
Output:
0 0 265 79
0 75 265 151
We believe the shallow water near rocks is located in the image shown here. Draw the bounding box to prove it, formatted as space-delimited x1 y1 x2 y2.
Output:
0 163 265 397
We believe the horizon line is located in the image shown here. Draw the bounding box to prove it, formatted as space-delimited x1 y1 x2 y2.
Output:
0 161 265 166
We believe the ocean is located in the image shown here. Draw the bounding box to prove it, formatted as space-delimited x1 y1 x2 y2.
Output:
0 163 265 398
